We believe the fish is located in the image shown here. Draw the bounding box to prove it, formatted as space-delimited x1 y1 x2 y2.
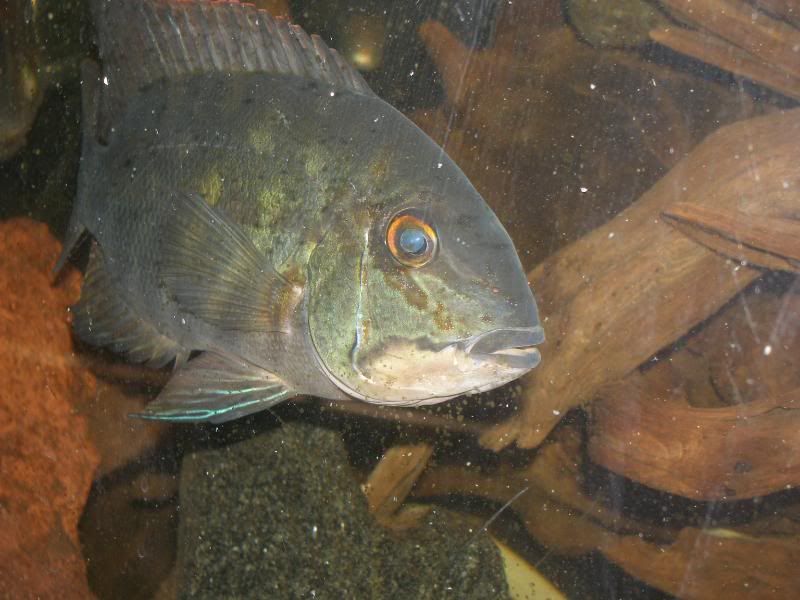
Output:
56 0 543 422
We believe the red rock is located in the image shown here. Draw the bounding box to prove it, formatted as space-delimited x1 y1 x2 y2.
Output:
0 218 98 598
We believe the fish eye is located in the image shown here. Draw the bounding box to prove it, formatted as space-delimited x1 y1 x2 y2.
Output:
386 209 437 267
399 228 427 255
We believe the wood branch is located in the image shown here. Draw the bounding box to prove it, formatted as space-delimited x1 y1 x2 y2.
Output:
752 0 800 27
415 426 675 555
650 26 800 100
663 202 800 272
602 527 800 599
590 282 800 500
589 377 800 500
415 422 800 597
363 443 434 529
480 108 800 452
753 0 800 23
660 0 800 81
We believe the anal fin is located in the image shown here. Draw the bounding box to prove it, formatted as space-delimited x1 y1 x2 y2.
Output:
74 245 186 368
132 352 294 423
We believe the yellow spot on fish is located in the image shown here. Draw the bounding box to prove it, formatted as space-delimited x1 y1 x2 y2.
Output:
198 169 223 206
359 318 372 345
302 145 329 182
248 126 274 155
369 151 391 182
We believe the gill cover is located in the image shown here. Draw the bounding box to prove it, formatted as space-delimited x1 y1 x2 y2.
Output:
306 205 372 400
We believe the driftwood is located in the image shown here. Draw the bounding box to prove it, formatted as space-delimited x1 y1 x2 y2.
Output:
362 443 435 530
753 0 800 27
411 421 800 599
415 426 676 555
602 526 800 599
590 378 800 500
649 26 800 101
480 107 800 451
652 0 800 100
659 0 800 77
588 280 800 500
663 202 800 272
413 421 800 598
415 15 753 268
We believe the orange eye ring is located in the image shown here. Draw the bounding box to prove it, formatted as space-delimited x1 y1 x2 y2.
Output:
386 210 438 268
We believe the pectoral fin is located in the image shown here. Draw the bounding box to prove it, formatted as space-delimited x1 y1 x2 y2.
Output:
133 352 294 422
159 192 302 334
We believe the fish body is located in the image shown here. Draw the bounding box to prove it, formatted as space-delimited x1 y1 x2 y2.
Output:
61 0 543 421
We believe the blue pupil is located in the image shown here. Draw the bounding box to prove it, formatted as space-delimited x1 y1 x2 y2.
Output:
399 227 428 255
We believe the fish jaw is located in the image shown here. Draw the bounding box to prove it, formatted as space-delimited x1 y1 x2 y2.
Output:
314 326 544 406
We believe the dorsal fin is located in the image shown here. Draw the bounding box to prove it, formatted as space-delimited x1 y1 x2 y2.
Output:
91 0 375 125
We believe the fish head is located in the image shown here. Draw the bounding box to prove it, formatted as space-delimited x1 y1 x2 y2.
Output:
306 134 542 406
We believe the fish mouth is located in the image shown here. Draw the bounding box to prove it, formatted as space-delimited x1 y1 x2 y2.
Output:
462 326 545 370
314 325 545 407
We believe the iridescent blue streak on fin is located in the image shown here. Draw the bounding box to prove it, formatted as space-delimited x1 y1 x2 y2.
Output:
131 351 295 423
159 192 303 334
73 244 186 368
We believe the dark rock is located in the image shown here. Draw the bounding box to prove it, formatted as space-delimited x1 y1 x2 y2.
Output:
176 422 510 599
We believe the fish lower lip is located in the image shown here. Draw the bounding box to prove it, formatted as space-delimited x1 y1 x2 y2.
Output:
489 345 538 358
464 326 545 355
478 345 541 370
462 326 544 371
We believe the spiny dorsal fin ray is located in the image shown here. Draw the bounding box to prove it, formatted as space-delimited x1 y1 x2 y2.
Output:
132 351 294 422
73 244 188 368
91 0 374 128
